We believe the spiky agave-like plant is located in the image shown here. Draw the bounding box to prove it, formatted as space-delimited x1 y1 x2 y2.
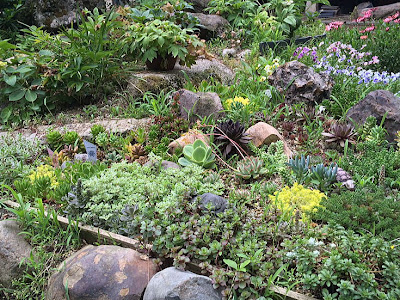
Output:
214 120 251 158
322 122 356 147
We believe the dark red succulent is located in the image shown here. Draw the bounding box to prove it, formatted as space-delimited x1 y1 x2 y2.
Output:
322 122 357 147
213 120 251 158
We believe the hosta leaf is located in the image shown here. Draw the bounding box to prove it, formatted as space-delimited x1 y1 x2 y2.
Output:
4 75 16 86
38 49 54 56
25 90 38 102
284 16 297 27
9 89 25 101
0 106 13 122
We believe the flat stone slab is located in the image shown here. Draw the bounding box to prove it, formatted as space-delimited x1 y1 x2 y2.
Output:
0 118 151 143
127 59 235 99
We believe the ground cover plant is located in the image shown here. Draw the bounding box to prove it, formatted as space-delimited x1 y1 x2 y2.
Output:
1 1 400 299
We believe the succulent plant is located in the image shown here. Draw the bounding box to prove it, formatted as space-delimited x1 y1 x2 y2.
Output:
310 163 338 191
178 139 216 169
235 156 267 180
125 143 147 163
366 126 387 145
90 124 106 140
214 120 251 158
287 155 310 184
95 131 109 148
63 131 83 149
46 130 63 150
322 122 356 147
104 150 122 165
59 144 79 160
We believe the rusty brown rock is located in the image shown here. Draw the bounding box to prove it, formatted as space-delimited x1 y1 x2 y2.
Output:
46 245 158 300
168 129 210 154
245 122 292 158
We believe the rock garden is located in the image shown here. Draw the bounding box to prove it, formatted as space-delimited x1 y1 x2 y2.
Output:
1 0 400 299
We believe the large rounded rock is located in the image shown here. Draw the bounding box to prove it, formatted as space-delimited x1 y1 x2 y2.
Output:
46 245 158 300
190 13 229 40
346 90 400 142
245 122 292 158
143 267 222 300
194 193 228 214
0 220 33 289
175 89 224 123
168 129 210 154
268 61 334 106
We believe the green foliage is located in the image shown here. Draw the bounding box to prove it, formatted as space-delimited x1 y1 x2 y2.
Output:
250 141 290 182
312 186 400 240
340 141 400 187
282 224 400 299
0 8 130 125
14 162 107 203
64 159 224 229
90 124 106 140
0 133 44 185
0 0 24 41
128 19 204 68
1 187 81 299
178 139 216 169
235 156 267 180
46 130 63 151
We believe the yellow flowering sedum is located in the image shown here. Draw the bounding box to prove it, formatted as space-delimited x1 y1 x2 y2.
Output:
29 164 59 188
225 96 250 110
269 183 326 220
0 61 7 69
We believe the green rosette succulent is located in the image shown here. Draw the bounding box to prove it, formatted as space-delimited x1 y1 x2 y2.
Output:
178 139 216 169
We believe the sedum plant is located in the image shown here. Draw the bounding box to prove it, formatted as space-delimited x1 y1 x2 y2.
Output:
178 139 216 169
235 156 267 180
269 182 326 221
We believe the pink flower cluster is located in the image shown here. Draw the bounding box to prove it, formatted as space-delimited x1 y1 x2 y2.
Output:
360 25 375 33
325 21 344 31
355 8 377 23
383 11 400 23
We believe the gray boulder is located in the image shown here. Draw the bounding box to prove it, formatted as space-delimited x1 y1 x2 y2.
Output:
46 245 158 300
194 193 228 214
346 90 400 142
127 59 234 99
268 60 334 106
359 2 400 19
190 0 211 13
143 267 222 300
0 220 33 289
190 13 229 40
175 89 224 123
24 0 107 30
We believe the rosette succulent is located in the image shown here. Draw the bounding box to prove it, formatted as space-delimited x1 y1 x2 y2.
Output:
178 139 215 169
214 120 251 158
235 156 267 180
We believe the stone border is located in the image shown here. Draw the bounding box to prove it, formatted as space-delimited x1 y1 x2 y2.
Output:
1 199 319 300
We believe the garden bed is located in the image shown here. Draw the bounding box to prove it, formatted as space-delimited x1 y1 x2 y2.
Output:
1 198 319 300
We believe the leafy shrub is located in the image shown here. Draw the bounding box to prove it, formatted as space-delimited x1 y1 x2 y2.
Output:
269 183 326 221
312 186 400 240
0 133 44 185
0 8 129 125
64 158 225 229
